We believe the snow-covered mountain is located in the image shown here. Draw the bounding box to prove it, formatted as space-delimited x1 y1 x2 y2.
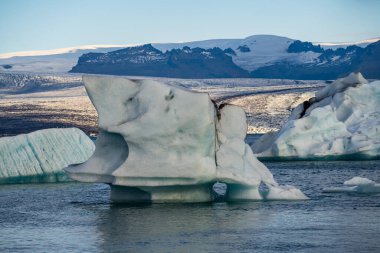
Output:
0 45 133 73
154 35 302 71
1 35 379 79
156 36 380 79
0 35 313 73
251 40 380 79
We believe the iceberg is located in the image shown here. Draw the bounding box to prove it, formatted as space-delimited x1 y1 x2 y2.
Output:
0 128 95 184
252 73 380 159
65 76 307 203
323 176 380 194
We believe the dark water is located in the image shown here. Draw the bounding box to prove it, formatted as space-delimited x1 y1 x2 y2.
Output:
1 160 379 253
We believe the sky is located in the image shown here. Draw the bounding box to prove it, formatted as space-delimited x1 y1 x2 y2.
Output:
1 0 380 54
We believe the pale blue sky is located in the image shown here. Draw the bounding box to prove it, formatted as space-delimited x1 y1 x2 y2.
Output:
1 0 379 54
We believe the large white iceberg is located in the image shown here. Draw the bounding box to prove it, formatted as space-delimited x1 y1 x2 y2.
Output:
65 76 307 203
252 73 380 159
0 128 95 184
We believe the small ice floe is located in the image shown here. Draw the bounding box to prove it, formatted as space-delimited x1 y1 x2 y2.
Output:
323 176 380 194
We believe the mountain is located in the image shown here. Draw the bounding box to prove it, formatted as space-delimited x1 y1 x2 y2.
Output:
0 45 132 73
1 35 379 79
250 40 380 79
355 41 380 78
153 35 296 72
70 39 380 80
287 40 324 53
69 44 249 78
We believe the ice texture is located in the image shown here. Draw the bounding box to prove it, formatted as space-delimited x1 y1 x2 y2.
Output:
253 73 380 159
216 105 308 201
65 76 307 203
65 76 216 185
323 176 380 194
0 128 95 184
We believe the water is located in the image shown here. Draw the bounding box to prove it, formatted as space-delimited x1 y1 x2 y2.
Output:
1 160 379 253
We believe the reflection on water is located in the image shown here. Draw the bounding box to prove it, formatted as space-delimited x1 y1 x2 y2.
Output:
95 202 269 253
0 160 379 252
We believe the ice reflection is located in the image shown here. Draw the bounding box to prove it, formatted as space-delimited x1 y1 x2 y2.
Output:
94 202 268 252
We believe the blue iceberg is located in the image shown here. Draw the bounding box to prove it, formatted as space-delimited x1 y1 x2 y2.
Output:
0 128 95 184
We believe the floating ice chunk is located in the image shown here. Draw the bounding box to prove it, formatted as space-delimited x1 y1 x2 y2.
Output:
344 176 375 186
253 73 380 159
0 128 94 184
323 176 380 194
66 76 307 203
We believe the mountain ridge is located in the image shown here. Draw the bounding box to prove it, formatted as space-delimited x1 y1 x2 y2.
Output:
2 35 377 59
69 44 250 78
69 40 380 79
251 40 380 79
1 35 379 79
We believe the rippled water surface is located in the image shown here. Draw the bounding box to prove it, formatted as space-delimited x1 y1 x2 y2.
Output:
1 160 379 253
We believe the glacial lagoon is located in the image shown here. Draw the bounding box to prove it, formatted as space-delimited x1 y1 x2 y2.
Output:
1 160 379 253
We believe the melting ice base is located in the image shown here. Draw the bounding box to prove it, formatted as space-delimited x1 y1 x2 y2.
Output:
0 128 95 184
323 176 380 194
65 76 307 203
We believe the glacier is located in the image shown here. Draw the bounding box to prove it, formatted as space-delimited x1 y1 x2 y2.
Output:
65 75 307 203
252 73 380 159
0 128 95 184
